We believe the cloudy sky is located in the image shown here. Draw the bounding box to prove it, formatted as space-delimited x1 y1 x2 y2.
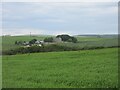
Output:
2 2 118 36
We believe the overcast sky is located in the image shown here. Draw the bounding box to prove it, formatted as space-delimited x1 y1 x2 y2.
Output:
2 2 118 36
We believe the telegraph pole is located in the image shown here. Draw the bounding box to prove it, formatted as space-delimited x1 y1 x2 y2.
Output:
30 32 31 37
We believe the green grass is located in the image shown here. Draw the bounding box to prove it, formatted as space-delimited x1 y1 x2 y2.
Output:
56 37 118 50
2 48 118 88
2 35 54 51
76 36 108 41
2 35 118 52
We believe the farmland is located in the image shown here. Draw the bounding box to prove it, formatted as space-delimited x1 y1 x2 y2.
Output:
1 35 118 52
1 35 53 51
2 1 119 88
2 48 118 88
2 35 119 88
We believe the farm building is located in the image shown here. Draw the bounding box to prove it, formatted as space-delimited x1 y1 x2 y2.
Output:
35 40 44 44
23 42 29 45
53 37 62 43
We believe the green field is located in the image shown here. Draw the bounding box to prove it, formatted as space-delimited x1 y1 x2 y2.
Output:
1 35 118 51
2 35 118 88
2 48 118 88
2 35 52 51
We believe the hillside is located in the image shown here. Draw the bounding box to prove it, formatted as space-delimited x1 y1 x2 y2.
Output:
1 35 119 53
3 48 118 88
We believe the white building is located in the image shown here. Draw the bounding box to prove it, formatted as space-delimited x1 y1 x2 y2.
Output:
53 37 62 43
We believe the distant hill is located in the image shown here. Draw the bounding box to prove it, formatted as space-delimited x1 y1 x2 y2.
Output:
76 34 118 38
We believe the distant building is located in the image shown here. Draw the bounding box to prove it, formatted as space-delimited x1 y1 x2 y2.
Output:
38 44 42 47
35 40 44 44
53 37 62 43
23 42 29 45
23 45 30 48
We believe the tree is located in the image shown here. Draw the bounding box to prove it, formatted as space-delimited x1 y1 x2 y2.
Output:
56 34 77 43
71 37 77 43
15 41 24 45
67 38 73 42
15 41 18 45
56 34 71 41
44 37 53 42
29 39 37 44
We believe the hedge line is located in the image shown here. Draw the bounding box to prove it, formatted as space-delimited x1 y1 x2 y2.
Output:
2 44 119 55
2 44 72 55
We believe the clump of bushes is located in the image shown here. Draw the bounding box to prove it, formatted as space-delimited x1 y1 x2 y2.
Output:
2 44 69 55
43 34 77 43
56 34 77 43
44 37 54 42
2 43 108 55
15 41 24 45
29 39 37 44
15 39 38 45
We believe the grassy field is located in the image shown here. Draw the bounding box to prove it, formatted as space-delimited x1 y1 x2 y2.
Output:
2 35 52 51
1 35 118 51
2 48 118 88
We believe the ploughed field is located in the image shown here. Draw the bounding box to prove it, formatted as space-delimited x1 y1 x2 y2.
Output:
2 48 118 88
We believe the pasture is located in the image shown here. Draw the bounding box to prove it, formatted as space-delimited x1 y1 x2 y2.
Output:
1 35 118 52
2 48 118 88
2 35 52 51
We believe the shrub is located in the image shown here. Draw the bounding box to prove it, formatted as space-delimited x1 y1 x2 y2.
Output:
15 41 23 45
56 34 77 43
29 39 37 44
44 37 54 42
56 34 71 41
2 43 117 55
71 37 77 43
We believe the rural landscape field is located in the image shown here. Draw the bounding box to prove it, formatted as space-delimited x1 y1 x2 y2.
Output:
2 1 119 89
2 35 119 88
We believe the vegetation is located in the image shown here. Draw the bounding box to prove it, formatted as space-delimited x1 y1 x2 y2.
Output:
2 35 119 55
29 39 37 44
15 41 25 45
3 48 118 88
2 35 118 51
56 34 78 43
2 35 118 88
2 35 48 51
44 37 54 42
71 37 77 43
2 42 119 55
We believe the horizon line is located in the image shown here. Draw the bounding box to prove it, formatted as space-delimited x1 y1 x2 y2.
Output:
1 33 118 36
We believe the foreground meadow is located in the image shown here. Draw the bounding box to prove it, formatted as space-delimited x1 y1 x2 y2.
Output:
2 48 118 88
